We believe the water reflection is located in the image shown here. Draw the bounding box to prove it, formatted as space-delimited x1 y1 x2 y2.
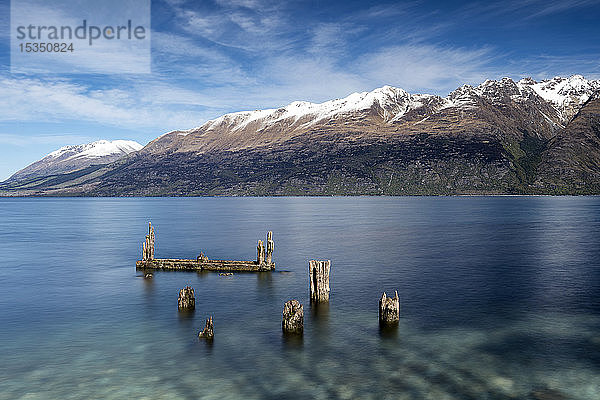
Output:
198 337 214 351
177 309 195 322
379 322 399 339
142 273 154 296
256 272 274 291
310 301 329 321
196 270 211 280
282 331 303 348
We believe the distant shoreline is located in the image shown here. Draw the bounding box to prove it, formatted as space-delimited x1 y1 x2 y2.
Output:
1 194 599 199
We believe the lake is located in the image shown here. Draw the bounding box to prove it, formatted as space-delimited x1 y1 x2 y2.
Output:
0 197 599 399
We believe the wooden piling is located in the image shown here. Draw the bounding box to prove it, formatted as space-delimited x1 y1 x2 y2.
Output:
178 286 195 310
142 222 155 261
282 299 303 334
266 231 274 265
198 316 214 340
309 260 330 302
379 291 400 325
257 240 265 265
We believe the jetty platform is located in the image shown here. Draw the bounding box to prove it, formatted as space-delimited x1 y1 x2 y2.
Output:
135 223 275 272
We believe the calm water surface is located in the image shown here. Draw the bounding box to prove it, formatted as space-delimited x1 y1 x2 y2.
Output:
0 197 599 399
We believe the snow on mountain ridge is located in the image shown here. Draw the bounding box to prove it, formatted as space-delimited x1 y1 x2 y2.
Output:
193 85 426 135
48 140 143 161
438 75 600 122
7 139 143 182
176 75 598 138
441 84 479 110
518 75 600 120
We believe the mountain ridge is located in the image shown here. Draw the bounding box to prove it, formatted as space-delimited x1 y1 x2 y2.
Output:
139 75 598 157
7 139 143 182
2 75 599 196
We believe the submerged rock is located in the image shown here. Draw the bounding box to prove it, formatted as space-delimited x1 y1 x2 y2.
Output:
529 388 569 400
177 286 195 310
198 316 214 340
379 291 400 325
282 299 304 334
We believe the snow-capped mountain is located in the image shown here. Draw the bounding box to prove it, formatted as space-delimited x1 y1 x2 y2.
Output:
8 140 143 182
444 75 600 122
144 75 598 156
197 85 437 132
518 75 600 120
204 74 598 127
45 140 142 161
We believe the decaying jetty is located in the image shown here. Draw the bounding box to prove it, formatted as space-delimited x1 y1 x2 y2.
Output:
136 222 275 272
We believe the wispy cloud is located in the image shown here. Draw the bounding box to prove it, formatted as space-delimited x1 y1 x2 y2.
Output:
307 22 365 59
167 0 290 52
503 54 600 81
456 0 600 22
10 0 151 74
151 31 254 86
355 44 496 93
0 133 97 147
0 77 215 131
525 0 600 18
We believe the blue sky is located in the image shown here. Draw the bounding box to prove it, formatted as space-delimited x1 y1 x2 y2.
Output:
1 0 599 180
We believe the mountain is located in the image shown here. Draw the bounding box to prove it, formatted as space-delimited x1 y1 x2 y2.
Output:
535 93 600 193
1 75 599 196
144 75 597 156
6 140 143 182
141 85 443 155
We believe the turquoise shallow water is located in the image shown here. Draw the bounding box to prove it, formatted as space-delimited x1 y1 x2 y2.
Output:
0 197 599 399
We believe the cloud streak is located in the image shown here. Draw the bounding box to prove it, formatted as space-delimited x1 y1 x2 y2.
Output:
0 133 97 147
456 0 600 22
0 77 215 131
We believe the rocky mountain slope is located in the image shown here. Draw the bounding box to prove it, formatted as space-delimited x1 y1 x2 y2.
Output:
7 140 143 182
1 75 599 196
535 93 600 193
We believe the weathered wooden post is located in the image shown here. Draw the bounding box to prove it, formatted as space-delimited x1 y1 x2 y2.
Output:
257 240 265 265
379 291 400 325
265 231 274 265
142 222 155 261
282 299 303 334
178 286 195 310
149 222 155 259
198 316 214 339
309 260 330 302
197 251 209 263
